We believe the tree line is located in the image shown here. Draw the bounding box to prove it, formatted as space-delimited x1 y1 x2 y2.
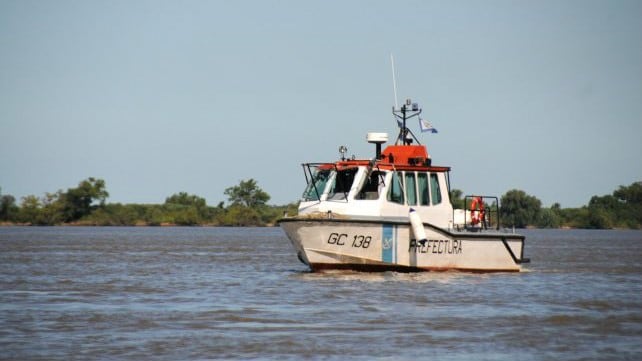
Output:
1 178 641 228
450 182 642 229
0 178 297 227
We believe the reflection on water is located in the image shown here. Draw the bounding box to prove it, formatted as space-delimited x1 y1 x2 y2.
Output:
1 227 641 360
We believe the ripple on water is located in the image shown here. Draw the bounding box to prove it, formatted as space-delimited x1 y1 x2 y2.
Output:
1 227 641 360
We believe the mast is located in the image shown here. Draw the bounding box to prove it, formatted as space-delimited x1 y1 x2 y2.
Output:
389 56 422 145
393 98 422 145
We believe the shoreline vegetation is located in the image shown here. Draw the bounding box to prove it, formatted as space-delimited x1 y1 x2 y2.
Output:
1 178 641 229
0 178 297 228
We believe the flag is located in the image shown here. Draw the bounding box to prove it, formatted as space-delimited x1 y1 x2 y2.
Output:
396 118 403 128
419 118 438 133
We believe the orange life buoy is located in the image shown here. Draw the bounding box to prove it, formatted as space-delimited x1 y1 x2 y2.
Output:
470 196 485 225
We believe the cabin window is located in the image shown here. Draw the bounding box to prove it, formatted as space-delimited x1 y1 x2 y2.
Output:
328 168 358 200
405 172 417 206
302 169 332 201
387 172 404 204
430 173 442 205
418 172 430 205
356 170 385 200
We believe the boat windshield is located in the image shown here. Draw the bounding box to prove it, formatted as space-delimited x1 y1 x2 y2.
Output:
356 170 386 200
302 168 333 201
327 168 358 200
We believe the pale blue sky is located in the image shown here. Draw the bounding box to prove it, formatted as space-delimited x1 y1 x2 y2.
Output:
1 0 641 208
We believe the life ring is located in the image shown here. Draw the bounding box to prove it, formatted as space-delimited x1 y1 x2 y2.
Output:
470 196 485 226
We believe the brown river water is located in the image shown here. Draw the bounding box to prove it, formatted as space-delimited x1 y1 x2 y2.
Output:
1 227 641 360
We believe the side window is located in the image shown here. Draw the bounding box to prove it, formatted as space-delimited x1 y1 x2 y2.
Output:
430 173 442 205
405 172 417 206
418 172 430 205
387 171 404 204
357 171 385 200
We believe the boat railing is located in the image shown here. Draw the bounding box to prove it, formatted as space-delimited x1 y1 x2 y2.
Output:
463 195 500 231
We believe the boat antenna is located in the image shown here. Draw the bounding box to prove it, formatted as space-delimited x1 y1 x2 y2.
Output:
390 55 421 145
393 98 422 145
390 53 399 109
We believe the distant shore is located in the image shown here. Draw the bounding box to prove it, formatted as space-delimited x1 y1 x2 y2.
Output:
2 179 640 229
0 221 280 227
2 221 638 230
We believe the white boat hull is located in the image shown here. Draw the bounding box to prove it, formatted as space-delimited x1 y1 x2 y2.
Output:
279 217 528 272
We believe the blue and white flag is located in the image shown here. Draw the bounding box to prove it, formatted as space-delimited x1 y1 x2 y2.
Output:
419 118 438 133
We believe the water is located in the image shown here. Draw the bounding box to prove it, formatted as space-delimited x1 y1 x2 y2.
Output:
1 227 640 360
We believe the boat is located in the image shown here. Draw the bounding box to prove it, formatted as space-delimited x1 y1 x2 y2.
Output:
278 98 530 272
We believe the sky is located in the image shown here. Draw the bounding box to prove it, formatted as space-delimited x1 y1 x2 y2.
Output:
1 0 641 208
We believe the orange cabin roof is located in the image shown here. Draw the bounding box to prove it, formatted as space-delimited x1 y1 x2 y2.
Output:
328 144 450 172
381 145 429 166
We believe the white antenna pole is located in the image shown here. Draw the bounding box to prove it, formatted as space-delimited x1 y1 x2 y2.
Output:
390 53 399 109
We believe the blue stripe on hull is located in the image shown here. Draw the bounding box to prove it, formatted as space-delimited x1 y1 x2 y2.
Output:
382 224 395 263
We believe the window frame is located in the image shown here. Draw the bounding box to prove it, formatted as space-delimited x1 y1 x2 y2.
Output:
405 171 417 206
387 171 405 204
418 172 430 206
430 172 443 205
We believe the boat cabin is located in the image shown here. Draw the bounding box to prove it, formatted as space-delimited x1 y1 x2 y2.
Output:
298 141 455 229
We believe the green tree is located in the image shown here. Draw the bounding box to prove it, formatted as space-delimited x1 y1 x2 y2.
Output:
500 189 542 228
449 189 465 209
18 195 41 224
164 192 209 224
224 179 270 207
144 205 165 226
613 182 642 227
172 206 201 226
559 207 589 228
587 194 619 228
61 178 109 222
577 182 642 229
613 182 642 204
538 208 562 228
221 204 261 226
165 192 207 208
0 188 19 221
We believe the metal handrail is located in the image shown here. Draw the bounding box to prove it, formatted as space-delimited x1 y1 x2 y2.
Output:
464 195 500 231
